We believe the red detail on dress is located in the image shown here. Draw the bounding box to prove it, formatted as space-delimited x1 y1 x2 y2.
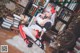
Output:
19 25 29 44
51 7 56 14
35 30 40 38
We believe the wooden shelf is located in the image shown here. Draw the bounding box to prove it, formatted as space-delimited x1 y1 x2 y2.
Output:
10 0 28 8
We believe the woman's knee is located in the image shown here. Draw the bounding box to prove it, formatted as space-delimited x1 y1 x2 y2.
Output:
22 26 28 32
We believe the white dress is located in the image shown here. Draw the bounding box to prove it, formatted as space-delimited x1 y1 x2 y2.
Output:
28 13 45 32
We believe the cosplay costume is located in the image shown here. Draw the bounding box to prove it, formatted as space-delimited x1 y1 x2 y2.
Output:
22 13 51 48
19 5 56 49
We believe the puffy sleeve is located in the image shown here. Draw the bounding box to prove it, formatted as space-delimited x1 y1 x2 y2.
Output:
36 13 44 25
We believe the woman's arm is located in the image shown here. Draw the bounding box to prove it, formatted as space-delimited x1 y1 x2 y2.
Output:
39 22 52 40
39 28 46 40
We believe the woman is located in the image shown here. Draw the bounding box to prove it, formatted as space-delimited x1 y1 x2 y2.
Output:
22 12 52 48
21 3 56 48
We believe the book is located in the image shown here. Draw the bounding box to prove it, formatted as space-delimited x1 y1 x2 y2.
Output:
55 21 64 31
63 15 71 22
13 21 19 25
13 24 18 28
14 18 21 21
64 0 71 7
31 7 37 16
5 18 13 23
68 0 77 10
59 24 66 32
13 14 21 20
3 18 13 24
64 3 69 7
1 24 11 29
2 22 12 26
59 10 66 19
57 8 63 17
29 6 34 14
55 5 61 12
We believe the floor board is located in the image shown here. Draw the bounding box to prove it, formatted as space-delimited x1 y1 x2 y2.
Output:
0 28 22 53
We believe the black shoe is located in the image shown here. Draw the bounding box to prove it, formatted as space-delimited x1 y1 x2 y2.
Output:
40 43 44 49
35 40 44 49
28 41 33 47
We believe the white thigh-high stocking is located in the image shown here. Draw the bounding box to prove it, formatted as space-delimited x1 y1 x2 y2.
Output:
22 26 36 41
22 26 42 47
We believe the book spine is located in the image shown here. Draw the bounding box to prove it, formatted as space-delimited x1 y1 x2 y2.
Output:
13 24 18 28
55 6 61 12
13 14 21 20
28 6 34 15
14 17 21 21
59 24 66 32
2 22 12 26
1 24 11 29
31 7 37 16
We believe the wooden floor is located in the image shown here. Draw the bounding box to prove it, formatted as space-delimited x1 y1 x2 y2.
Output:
0 27 54 53
0 28 22 53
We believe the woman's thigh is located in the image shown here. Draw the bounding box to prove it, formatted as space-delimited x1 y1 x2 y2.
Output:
30 29 37 37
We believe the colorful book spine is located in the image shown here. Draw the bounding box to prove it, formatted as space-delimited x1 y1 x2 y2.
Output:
31 7 37 16
29 6 34 14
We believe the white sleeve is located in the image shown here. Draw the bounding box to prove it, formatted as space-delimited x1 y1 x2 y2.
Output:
42 28 46 32
50 13 56 25
36 13 43 24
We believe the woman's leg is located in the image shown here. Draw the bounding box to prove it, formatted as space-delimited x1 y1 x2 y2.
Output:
22 26 43 46
22 26 37 41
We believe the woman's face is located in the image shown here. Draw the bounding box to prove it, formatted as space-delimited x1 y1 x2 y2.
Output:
40 14 45 19
45 12 51 18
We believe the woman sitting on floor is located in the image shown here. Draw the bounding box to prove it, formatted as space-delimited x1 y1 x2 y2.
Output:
21 3 56 48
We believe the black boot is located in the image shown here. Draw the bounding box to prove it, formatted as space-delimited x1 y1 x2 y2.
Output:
27 41 33 47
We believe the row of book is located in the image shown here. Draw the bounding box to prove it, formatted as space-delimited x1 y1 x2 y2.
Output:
28 4 38 16
55 21 66 32
53 0 77 32
59 9 72 22
54 0 77 17
68 0 77 10
58 0 77 11
59 0 71 7
28 0 49 17
1 14 21 29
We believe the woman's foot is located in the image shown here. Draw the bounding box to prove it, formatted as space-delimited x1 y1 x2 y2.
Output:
35 40 44 49
24 39 33 47
27 41 33 47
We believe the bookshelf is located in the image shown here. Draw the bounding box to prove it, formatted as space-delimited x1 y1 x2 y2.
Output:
11 0 28 8
50 0 79 33
25 0 50 17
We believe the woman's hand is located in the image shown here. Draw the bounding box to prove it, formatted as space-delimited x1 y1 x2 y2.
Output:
39 19 49 26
